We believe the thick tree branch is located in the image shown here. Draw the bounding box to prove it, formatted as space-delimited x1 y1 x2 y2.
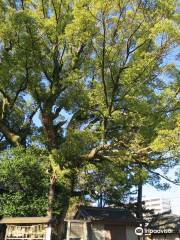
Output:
0 89 11 104
147 168 180 186
0 121 21 147
81 144 110 160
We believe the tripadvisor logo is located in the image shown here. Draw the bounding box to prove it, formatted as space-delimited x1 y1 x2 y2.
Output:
135 224 174 236
135 226 144 236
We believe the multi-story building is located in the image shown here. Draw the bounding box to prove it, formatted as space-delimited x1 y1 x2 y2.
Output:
144 198 171 214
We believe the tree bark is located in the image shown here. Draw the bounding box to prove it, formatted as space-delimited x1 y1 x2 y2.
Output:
47 176 56 218
0 121 20 147
137 182 146 240
56 203 70 240
137 182 143 220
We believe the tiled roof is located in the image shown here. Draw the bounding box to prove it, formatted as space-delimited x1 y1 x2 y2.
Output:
74 206 137 223
0 217 54 224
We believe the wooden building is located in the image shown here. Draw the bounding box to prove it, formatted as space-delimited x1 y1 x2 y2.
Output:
66 206 138 240
0 217 53 240
0 207 139 240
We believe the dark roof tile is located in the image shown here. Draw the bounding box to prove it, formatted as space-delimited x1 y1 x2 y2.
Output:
74 206 137 223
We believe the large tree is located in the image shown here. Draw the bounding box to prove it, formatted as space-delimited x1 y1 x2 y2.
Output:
0 0 179 239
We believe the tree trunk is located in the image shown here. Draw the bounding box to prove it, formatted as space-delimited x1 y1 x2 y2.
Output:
56 203 70 240
42 110 74 240
47 176 56 218
41 111 58 218
137 182 146 240
137 182 143 220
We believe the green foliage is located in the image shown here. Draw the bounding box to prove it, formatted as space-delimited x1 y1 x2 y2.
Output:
0 147 49 216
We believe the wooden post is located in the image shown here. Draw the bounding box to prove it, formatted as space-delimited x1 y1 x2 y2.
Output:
84 222 88 240
66 221 70 240
45 225 52 240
